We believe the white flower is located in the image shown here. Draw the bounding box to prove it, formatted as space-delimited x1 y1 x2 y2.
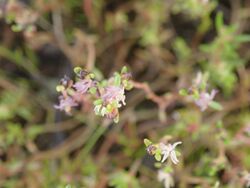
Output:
159 142 182 164
194 89 217 111
158 170 174 188
244 173 250 187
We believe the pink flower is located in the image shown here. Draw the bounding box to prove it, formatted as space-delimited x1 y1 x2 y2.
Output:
194 89 217 111
54 96 78 113
102 86 126 106
73 79 94 94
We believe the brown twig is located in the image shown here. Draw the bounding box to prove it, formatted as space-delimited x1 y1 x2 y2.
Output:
131 81 178 122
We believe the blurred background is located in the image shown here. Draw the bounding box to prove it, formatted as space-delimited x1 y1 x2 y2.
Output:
0 0 250 187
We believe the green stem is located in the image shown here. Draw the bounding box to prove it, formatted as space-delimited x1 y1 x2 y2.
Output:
82 125 107 155
73 124 108 169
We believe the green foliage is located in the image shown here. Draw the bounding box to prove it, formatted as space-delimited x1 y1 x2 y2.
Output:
200 13 250 95
208 101 223 111
172 0 216 18
173 38 191 61
109 171 140 188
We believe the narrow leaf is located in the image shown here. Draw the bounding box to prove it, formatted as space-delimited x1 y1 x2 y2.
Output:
209 101 223 111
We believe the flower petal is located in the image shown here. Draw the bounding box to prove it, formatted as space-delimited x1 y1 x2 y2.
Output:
161 151 170 163
170 151 179 164
172 141 182 149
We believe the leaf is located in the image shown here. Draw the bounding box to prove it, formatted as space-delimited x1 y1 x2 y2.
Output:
209 101 223 111
235 35 250 43
109 171 140 188
0 105 13 120
17 107 32 120
114 73 121 86
216 120 223 128
173 37 191 60
11 24 22 32
121 66 128 74
26 126 43 140
94 99 103 105
155 153 162 161
143 138 152 147
89 87 97 94
193 90 200 99
215 12 224 33
179 89 188 96
163 166 173 173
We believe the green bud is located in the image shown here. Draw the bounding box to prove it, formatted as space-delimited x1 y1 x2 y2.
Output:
89 87 97 94
106 104 112 111
67 89 74 96
155 153 162 161
56 85 65 92
121 66 128 74
193 90 200 99
179 89 188 96
144 139 152 147
114 73 121 86
125 81 133 90
89 73 95 79
74 67 82 74
94 99 103 105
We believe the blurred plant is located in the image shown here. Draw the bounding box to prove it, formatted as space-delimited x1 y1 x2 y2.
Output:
200 12 250 95
157 167 174 188
172 0 216 19
179 72 222 111
136 0 169 46
55 66 133 123
1 0 38 37
172 37 191 62
108 171 140 188
0 0 249 187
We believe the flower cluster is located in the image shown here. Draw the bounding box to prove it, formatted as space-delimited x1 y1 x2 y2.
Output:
144 139 182 164
55 67 133 123
0 0 38 37
179 72 222 111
